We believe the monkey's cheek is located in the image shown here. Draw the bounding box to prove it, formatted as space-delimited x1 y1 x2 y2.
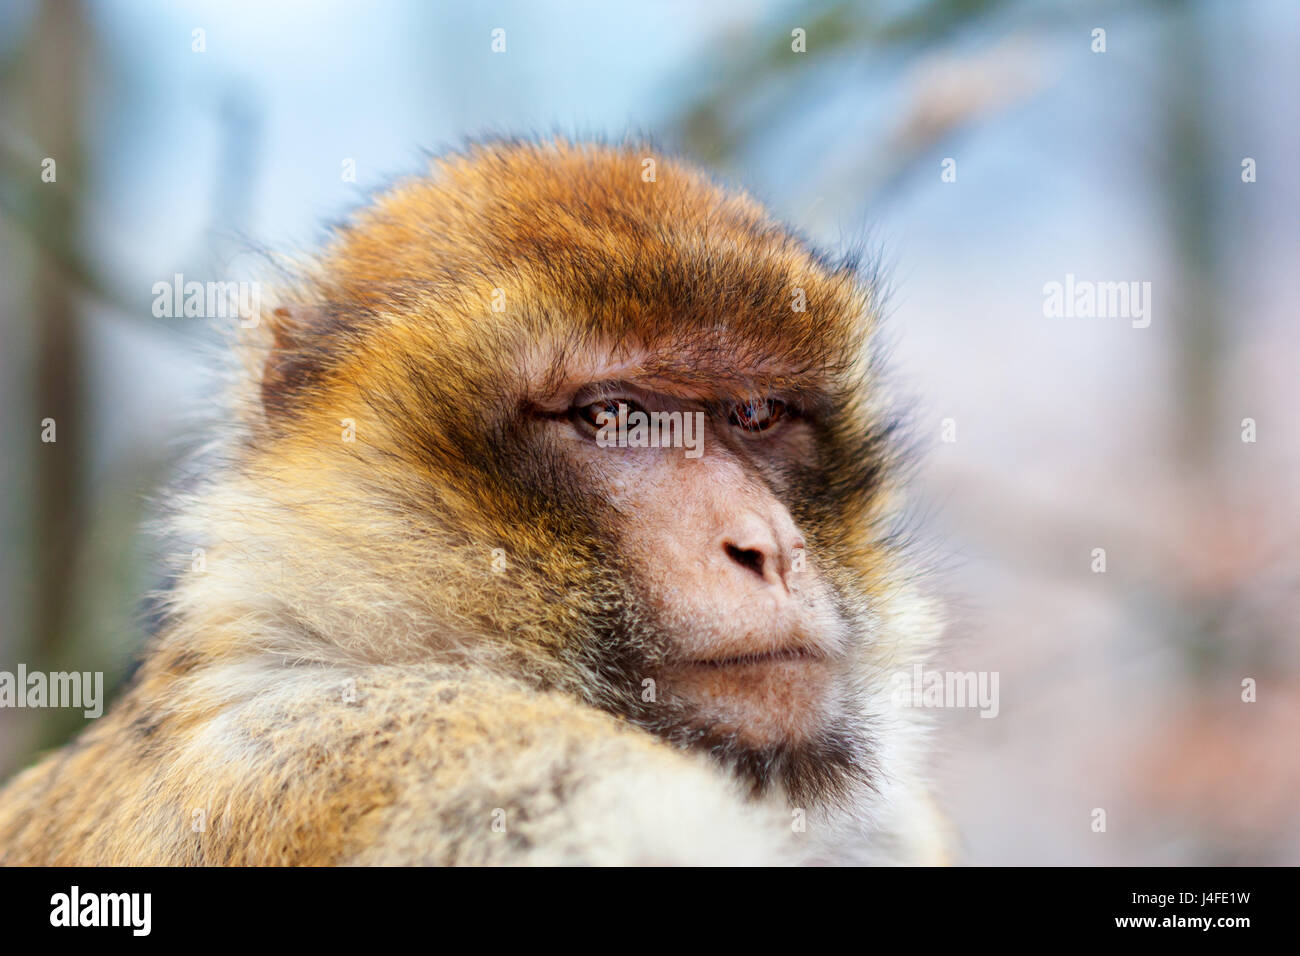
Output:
661 660 837 746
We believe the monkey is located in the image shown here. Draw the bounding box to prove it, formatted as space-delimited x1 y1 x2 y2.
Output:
0 138 949 865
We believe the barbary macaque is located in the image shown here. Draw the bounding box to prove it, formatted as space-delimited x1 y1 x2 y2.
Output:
0 140 947 865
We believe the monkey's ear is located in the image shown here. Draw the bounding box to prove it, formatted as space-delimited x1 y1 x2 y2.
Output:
260 304 323 419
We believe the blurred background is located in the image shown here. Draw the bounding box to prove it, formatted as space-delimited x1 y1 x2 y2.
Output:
1 0 1296 864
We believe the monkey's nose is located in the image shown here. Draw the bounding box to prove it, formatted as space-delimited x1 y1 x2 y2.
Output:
721 516 798 592
725 542 771 580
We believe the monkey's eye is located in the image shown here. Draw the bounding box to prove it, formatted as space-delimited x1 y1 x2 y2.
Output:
727 398 787 433
573 397 643 431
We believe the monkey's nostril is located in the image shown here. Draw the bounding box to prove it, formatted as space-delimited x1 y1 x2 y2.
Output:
725 543 767 579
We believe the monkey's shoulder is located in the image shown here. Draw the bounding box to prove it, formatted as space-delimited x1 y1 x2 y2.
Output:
204 659 792 864
0 658 792 865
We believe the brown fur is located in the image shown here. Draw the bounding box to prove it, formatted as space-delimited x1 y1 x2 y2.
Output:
0 139 946 865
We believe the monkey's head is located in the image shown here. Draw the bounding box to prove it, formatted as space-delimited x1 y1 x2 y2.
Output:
229 140 930 806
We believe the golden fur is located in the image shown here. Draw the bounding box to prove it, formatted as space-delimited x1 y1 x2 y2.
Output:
0 139 946 865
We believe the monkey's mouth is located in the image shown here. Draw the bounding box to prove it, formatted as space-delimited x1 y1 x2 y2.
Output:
676 646 824 669
658 645 837 747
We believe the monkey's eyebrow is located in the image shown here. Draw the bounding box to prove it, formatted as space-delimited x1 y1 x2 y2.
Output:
560 375 802 403
521 343 835 411
524 379 703 417
525 377 822 427
569 379 665 403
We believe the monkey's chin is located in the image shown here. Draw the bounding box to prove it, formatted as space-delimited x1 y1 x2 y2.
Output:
660 655 837 748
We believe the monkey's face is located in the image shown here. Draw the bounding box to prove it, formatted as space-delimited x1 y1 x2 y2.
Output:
496 333 893 803
257 142 901 802
525 357 850 751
